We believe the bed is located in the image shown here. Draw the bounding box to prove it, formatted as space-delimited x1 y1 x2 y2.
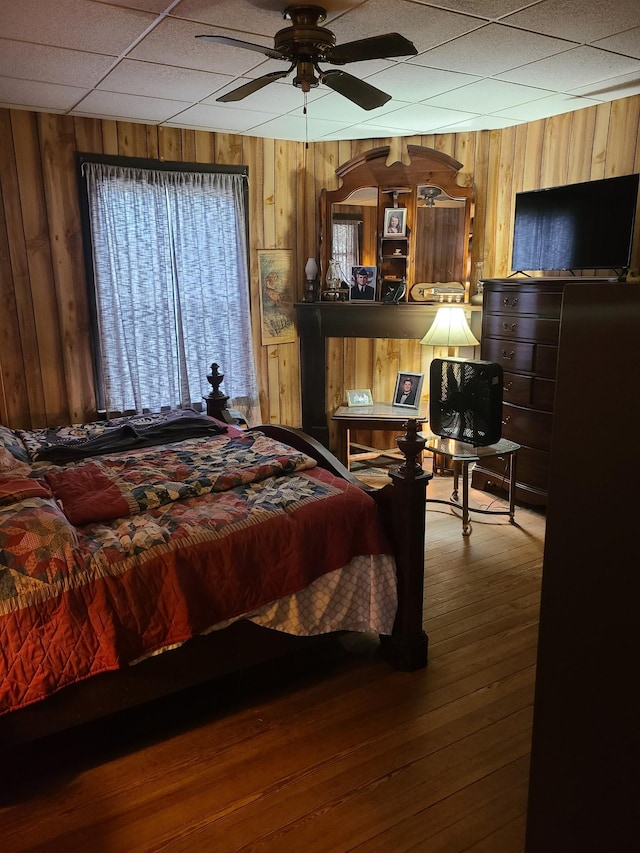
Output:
0 408 430 750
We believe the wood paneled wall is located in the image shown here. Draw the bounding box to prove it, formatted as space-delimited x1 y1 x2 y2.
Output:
1 95 639 440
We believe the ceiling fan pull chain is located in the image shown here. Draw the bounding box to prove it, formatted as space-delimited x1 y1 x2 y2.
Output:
304 91 309 149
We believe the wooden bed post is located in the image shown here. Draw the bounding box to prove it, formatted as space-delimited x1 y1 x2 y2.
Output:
378 418 431 671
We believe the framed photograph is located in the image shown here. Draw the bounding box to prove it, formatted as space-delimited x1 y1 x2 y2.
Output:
349 266 377 301
393 372 424 408
346 389 374 407
383 208 406 237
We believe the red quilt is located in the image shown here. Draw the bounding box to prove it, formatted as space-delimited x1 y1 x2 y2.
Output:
0 431 392 715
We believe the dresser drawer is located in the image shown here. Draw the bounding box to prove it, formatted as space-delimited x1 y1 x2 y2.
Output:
535 344 558 378
483 314 560 344
474 445 550 490
501 403 553 450
483 288 563 318
502 373 555 410
483 338 535 372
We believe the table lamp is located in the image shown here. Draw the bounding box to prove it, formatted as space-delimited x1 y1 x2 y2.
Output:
420 305 479 358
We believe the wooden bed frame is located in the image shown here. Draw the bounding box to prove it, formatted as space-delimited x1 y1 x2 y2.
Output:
0 421 430 750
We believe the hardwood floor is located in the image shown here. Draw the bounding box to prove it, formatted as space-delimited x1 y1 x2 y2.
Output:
0 466 545 853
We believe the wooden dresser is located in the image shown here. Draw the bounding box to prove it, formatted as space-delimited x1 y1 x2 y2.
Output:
471 277 614 505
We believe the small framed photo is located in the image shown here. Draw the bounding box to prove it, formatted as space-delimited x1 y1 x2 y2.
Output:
383 208 406 236
346 389 374 407
393 372 424 408
349 266 377 301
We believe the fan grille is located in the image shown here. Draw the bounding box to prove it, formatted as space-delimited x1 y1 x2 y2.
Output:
429 358 503 446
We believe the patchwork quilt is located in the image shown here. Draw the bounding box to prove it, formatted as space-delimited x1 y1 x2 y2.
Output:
0 427 394 716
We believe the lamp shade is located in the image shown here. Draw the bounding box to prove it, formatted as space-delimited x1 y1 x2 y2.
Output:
304 257 318 280
420 305 479 347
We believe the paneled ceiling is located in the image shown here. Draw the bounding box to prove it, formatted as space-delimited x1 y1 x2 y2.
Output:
1 0 639 143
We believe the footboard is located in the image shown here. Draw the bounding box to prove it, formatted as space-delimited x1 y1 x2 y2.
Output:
257 421 431 672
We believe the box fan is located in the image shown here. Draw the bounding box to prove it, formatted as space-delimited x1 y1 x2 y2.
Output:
429 358 503 446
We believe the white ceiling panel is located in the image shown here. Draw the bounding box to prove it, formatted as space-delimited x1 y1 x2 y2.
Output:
0 0 638 142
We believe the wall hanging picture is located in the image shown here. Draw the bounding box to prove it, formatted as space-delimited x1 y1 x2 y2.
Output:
257 249 296 345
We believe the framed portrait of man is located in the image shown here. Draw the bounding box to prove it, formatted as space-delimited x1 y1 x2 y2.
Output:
349 266 377 301
383 208 407 236
393 372 424 408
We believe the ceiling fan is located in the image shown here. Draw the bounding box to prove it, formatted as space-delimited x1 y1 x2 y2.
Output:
196 4 417 110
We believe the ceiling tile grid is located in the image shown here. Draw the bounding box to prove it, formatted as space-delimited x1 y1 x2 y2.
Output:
0 0 638 141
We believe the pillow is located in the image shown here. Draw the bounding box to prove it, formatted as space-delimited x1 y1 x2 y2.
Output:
0 425 30 464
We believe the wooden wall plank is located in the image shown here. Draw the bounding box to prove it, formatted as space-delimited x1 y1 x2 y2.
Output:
1 94 639 434
12 110 66 425
37 113 94 424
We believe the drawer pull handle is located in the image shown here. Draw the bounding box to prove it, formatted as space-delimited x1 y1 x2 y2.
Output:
501 349 515 360
502 416 511 425
504 381 512 391
502 296 519 307
502 322 516 332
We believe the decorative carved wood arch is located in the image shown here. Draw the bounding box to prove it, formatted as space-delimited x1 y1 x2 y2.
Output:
319 144 473 296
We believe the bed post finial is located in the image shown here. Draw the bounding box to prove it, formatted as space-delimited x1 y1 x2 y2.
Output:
396 417 427 478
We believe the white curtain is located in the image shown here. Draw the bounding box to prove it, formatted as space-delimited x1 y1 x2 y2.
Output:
83 163 260 424
332 220 360 282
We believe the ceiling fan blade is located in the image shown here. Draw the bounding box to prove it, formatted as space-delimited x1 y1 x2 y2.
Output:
196 34 285 61
321 70 391 110
326 33 417 65
217 70 291 103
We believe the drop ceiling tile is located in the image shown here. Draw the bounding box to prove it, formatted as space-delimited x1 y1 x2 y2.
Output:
0 0 157 55
502 0 640 43
329 0 483 54
362 102 479 133
431 113 524 132
299 90 400 123
365 62 481 102
419 0 536 19
129 17 272 75
493 93 603 122
0 76 88 111
409 23 575 76
74 89 192 122
164 101 276 132
0 40 116 87
427 78 555 112
568 71 640 101
101 0 170 11
170 0 284 35
98 58 230 101
244 112 347 142
497 45 640 90
593 27 640 61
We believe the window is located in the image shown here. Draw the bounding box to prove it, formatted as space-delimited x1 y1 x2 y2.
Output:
331 218 361 283
80 157 260 424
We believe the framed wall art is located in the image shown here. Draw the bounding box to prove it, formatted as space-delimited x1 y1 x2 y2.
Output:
257 249 296 345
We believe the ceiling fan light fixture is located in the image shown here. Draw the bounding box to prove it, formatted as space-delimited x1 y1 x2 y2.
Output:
198 5 416 110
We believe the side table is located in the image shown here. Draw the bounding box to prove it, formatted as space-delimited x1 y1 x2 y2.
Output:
332 402 429 468
422 434 520 536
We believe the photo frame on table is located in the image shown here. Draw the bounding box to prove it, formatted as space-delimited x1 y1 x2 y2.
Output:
383 208 406 236
349 266 377 301
346 389 374 407
393 372 424 408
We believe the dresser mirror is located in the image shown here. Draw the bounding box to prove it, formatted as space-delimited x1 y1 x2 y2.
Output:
413 185 470 292
319 145 473 302
330 187 378 285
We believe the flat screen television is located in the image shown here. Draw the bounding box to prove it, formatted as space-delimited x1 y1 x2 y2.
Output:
511 174 639 273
